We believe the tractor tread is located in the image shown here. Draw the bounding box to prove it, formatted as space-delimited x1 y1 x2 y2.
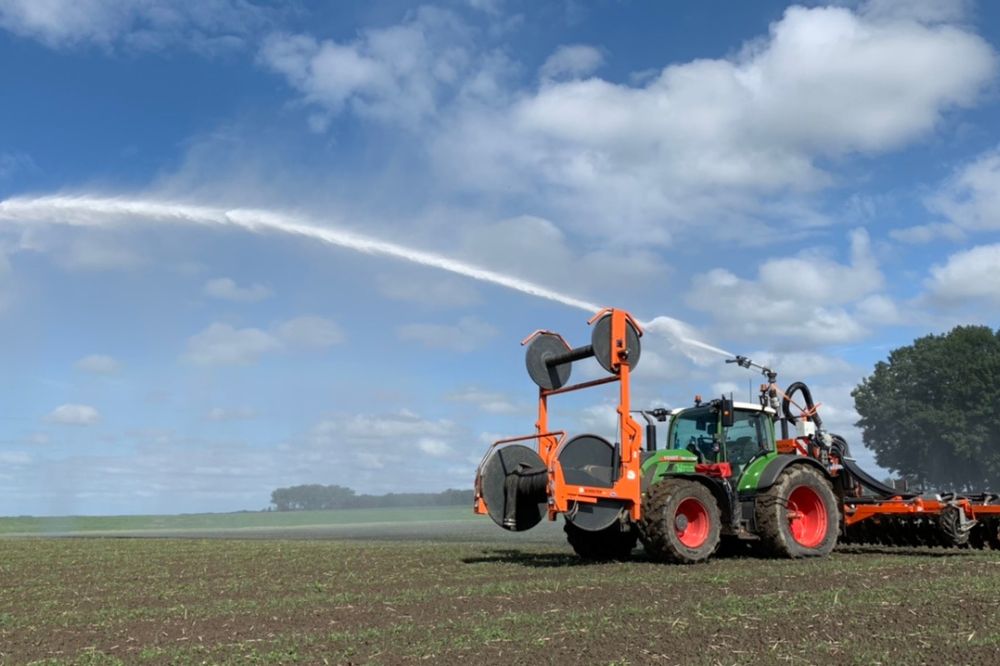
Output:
755 465 839 558
639 478 721 564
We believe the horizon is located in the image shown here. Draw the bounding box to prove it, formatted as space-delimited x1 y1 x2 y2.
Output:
1 0 1000 516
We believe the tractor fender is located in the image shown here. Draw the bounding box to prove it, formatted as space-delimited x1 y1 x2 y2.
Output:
755 455 830 491
653 473 735 531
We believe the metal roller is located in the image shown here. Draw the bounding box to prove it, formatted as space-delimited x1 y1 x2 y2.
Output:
524 314 642 391
525 333 573 390
591 313 642 374
557 434 617 488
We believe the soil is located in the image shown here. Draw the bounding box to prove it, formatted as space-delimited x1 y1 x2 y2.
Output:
1 537 999 665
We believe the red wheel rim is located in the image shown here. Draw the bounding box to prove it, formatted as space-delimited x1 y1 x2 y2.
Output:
787 485 828 548
675 498 710 548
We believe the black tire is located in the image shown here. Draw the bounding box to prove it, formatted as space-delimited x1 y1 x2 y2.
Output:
755 465 838 558
564 520 637 561
986 518 1000 550
639 478 721 564
715 535 755 559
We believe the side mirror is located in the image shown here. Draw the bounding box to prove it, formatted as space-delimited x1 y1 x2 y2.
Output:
720 395 735 428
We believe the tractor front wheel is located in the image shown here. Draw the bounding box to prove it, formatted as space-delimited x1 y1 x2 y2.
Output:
640 478 721 564
564 520 637 560
756 465 838 558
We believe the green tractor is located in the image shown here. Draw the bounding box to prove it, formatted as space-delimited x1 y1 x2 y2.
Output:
633 389 839 564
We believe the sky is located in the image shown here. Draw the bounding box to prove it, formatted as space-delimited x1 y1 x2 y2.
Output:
0 0 999 516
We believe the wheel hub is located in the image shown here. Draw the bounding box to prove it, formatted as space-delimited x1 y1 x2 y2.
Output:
787 485 828 548
674 497 710 549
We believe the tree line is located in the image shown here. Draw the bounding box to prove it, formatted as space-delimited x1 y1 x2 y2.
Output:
270 484 473 511
854 325 1000 491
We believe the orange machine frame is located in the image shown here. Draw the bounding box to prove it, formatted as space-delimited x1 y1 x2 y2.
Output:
474 308 645 523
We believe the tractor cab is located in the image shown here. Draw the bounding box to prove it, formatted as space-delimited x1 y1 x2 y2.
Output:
666 400 776 479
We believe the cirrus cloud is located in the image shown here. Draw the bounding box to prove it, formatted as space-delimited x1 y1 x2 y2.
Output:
47 403 101 426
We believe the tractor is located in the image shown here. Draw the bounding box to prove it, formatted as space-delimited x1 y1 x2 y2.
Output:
473 308 1000 562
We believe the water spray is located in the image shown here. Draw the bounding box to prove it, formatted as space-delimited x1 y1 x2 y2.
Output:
0 194 729 360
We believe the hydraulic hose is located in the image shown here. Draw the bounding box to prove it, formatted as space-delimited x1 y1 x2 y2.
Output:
781 381 823 429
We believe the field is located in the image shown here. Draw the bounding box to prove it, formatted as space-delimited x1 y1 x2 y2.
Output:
2 509 1000 665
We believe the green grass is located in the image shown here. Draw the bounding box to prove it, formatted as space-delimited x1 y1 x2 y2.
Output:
0 505 475 536
1 537 998 664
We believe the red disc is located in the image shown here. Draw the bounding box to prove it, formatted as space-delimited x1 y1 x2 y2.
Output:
787 485 828 548
675 497 710 548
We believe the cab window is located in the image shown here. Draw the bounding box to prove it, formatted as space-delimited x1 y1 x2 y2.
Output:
723 410 770 473
670 407 720 462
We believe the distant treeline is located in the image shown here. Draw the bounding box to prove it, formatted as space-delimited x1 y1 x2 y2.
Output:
270 484 473 511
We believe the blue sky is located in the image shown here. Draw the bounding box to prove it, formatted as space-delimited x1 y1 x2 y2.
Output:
1 0 999 516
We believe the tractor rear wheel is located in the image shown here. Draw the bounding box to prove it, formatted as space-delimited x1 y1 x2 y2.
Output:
756 465 838 558
564 520 637 560
640 478 721 564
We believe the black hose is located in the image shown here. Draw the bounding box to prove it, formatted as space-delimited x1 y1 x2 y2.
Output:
830 433 850 457
830 433 918 499
782 381 823 428
502 463 547 529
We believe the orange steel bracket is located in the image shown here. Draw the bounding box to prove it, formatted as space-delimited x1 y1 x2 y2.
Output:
542 308 645 522
473 431 566 515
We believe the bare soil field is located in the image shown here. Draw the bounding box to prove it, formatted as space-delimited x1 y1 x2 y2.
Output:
2 532 999 666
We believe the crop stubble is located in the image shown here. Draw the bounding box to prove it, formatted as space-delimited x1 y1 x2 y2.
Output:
1 538 999 665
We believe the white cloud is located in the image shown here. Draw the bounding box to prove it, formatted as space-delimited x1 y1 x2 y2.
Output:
321 408 457 441
0 0 269 52
274 315 344 349
47 403 101 426
206 406 257 422
75 354 121 374
687 229 888 346
0 152 36 179
924 243 1000 306
397 315 498 352
0 250 13 311
183 322 281 366
203 277 272 302
184 316 344 365
435 5 996 238
466 0 503 15
455 214 668 302
889 222 965 244
711 382 741 397
300 410 470 488
259 6 476 127
861 0 971 24
925 145 1000 236
417 438 454 457
61 235 146 271
539 44 603 80
0 451 31 465
730 350 858 381
376 273 480 308
446 387 520 414
855 294 903 325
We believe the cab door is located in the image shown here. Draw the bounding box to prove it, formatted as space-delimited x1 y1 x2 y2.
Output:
722 410 771 476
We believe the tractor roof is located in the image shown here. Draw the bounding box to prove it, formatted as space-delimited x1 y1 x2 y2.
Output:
672 402 776 415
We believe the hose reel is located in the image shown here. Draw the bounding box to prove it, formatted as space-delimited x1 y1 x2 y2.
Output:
524 313 642 390
477 444 547 532
558 434 625 532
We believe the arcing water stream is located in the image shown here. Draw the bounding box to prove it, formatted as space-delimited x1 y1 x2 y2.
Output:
0 194 733 360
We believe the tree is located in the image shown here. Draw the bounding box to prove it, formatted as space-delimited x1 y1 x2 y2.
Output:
269 485 474 511
852 326 1000 491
